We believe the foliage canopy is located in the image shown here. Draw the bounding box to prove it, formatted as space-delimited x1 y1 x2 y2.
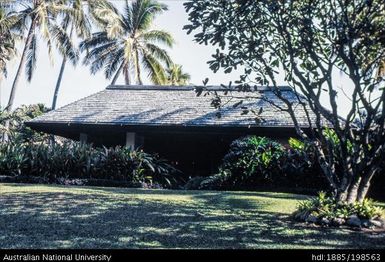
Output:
184 0 385 203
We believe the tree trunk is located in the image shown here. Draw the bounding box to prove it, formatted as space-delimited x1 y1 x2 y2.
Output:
111 62 124 85
0 74 2 109
1 74 5 141
346 176 361 203
356 168 378 202
136 65 143 85
51 56 67 110
336 172 353 203
337 190 348 203
51 23 74 110
357 180 371 203
135 51 143 85
124 65 130 85
6 18 37 112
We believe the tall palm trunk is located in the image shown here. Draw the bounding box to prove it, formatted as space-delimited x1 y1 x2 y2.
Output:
51 56 67 110
6 17 37 112
49 55 67 145
111 62 124 85
124 64 131 85
51 24 74 110
0 74 3 109
135 50 143 85
3 17 37 142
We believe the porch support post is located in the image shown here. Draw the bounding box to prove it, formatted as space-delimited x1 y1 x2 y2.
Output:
80 133 88 144
126 132 136 149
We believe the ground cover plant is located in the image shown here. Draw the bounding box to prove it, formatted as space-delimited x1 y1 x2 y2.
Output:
294 192 385 230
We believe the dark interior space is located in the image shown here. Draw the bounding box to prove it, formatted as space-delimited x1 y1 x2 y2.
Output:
142 133 241 177
88 132 126 147
26 123 297 177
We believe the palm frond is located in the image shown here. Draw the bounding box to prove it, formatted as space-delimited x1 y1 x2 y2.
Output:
166 64 191 86
142 43 172 66
141 50 167 85
79 32 112 52
141 29 174 47
68 1 92 40
49 23 79 66
85 43 121 75
105 48 125 79
25 32 37 82
122 0 133 33
83 41 119 65
0 7 21 77
88 0 120 29
88 0 123 39
81 0 174 85
131 0 167 32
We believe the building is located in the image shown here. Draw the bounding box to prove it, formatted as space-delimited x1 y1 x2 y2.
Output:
26 85 317 176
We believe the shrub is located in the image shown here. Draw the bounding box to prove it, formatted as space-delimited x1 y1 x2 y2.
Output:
0 143 28 176
188 136 327 191
217 136 286 188
285 138 326 189
0 104 50 143
0 141 183 188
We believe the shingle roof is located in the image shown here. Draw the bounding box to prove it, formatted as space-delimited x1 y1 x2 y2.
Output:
28 85 320 128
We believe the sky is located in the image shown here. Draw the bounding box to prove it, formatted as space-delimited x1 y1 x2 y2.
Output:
2 0 246 109
1 0 353 116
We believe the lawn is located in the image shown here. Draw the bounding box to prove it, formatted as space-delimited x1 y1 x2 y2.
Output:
1 183 384 249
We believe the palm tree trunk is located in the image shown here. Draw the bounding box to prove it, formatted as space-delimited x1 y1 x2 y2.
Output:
124 64 131 85
49 55 67 145
136 65 143 85
111 62 124 85
51 23 74 110
135 50 143 85
51 56 67 110
0 74 3 109
6 17 37 112
3 18 36 142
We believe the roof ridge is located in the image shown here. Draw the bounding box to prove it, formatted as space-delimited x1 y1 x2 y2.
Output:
107 85 195 91
106 85 293 91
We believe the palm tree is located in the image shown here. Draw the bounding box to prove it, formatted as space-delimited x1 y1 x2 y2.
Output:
51 0 118 110
5 0 76 112
0 8 15 78
166 64 191 86
80 0 174 85
0 6 22 109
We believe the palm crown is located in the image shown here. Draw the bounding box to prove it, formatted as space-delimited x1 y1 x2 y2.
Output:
166 64 191 86
50 0 118 110
5 0 77 111
0 7 20 77
80 0 174 85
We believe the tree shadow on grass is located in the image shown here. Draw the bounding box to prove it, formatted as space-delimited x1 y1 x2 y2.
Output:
2 183 311 201
1 187 384 249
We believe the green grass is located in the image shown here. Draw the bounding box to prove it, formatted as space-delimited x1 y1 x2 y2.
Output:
1 183 384 249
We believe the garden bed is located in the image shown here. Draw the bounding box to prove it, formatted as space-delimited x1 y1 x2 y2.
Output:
0 175 162 189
